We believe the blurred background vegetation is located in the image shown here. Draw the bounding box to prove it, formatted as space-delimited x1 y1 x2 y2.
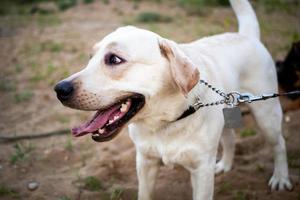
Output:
0 0 299 109
0 0 300 199
1 0 300 15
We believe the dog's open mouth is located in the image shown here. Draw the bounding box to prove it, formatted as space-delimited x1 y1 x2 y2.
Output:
71 94 145 142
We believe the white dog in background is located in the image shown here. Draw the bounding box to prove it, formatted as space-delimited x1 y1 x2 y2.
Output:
54 0 292 199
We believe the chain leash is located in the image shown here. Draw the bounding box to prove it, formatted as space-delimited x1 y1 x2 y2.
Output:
193 80 300 109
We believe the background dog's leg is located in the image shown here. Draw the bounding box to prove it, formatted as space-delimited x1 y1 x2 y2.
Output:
249 99 292 191
215 129 235 174
136 151 160 200
191 156 216 200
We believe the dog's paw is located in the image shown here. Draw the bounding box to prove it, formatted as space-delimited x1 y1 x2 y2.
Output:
215 161 232 175
268 175 293 191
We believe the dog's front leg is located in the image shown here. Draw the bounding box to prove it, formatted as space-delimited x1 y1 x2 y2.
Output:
136 151 160 200
190 156 216 200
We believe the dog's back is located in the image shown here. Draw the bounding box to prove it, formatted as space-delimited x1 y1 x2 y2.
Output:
180 0 277 94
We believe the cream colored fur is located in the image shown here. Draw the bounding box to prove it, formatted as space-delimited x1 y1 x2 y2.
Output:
60 0 292 199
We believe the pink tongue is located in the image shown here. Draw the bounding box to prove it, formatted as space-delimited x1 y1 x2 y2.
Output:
72 105 120 137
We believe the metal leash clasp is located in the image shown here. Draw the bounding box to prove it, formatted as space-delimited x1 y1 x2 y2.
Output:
237 93 276 104
225 92 242 106
225 92 259 106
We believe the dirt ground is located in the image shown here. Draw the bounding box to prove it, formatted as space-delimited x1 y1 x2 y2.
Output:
0 0 300 199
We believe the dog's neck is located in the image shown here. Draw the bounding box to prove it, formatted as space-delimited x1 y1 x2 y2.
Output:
135 76 210 133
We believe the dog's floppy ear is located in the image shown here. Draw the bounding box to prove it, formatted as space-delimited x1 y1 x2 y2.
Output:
159 39 200 96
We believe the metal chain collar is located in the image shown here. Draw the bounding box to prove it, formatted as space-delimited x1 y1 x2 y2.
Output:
193 80 300 109
193 80 230 109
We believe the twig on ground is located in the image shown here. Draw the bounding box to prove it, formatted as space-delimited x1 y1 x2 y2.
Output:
0 110 252 144
0 129 70 143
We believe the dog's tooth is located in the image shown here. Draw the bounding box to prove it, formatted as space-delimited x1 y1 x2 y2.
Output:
94 133 100 137
109 120 114 124
120 104 128 112
98 129 105 134
114 116 120 120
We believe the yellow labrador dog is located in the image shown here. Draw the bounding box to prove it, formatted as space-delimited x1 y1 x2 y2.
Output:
55 0 292 199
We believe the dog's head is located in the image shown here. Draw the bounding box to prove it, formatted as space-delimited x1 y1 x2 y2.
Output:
54 26 199 142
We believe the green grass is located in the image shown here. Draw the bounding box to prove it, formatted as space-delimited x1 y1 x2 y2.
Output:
30 63 57 83
240 129 256 138
57 115 70 124
233 190 248 200
110 188 124 200
58 196 71 200
0 184 19 198
31 71 44 82
64 137 73 152
36 14 61 27
15 64 23 73
42 41 64 52
177 0 229 15
217 182 232 194
14 90 34 103
288 152 300 169
26 40 63 55
83 0 94 4
101 0 110 4
136 12 172 23
83 176 102 191
257 0 299 12
56 0 77 11
10 143 34 165
256 164 265 173
0 0 32 16
291 31 300 42
0 77 16 92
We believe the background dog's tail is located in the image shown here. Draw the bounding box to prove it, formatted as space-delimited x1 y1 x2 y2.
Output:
229 0 260 39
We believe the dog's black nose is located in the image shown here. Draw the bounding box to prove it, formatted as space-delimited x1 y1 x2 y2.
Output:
54 81 74 102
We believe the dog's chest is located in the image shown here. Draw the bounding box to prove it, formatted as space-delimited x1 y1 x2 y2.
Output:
136 135 200 169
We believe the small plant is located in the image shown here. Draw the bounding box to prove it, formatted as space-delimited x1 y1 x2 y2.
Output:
101 0 110 4
256 164 265 172
37 14 61 27
15 64 23 73
30 63 57 83
14 89 33 101
136 12 172 23
10 143 33 164
257 0 295 12
177 0 229 15
58 196 71 200
47 43 63 52
287 153 300 168
14 90 34 103
240 129 256 138
83 0 94 4
31 71 44 82
0 77 16 92
0 184 18 197
57 115 70 124
83 176 102 191
218 182 232 194
56 0 77 11
42 41 63 52
65 137 73 152
233 190 248 200
110 188 124 200
291 31 300 42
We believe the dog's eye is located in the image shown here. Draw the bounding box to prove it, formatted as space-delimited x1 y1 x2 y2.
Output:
105 53 124 65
